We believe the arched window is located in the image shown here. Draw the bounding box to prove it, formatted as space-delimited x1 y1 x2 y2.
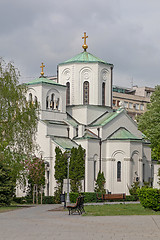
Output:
117 161 121 182
66 82 70 105
93 154 98 181
50 94 54 109
29 93 32 102
46 96 49 109
83 81 89 105
56 98 59 110
94 161 96 181
34 96 38 106
102 82 105 106
143 163 145 182
76 127 78 137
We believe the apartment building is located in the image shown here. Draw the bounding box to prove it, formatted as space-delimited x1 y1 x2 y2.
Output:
112 85 155 119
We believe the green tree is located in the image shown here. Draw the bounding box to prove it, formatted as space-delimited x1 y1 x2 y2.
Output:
0 58 39 181
137 85 160 160
0 160 16 206
157 168 160 186
69 145 85 192
94 171 106 194
25 157 45 187
54 147 68 193
25 157 45 204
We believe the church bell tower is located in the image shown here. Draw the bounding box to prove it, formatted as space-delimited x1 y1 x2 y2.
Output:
58 32 114 108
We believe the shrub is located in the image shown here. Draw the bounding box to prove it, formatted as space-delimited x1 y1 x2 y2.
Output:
94 171 106 194
128 181 140 200
69 192 102 203
69 192 79 203
137 187 160 211
42 196 55 204
13 196 56 204
83 192 99 203
54 184 61 204
125 195 138 201
69 193 139 203
13 197 26 204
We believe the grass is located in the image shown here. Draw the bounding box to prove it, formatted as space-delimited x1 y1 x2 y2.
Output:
83 204 160 216
0 206 21 213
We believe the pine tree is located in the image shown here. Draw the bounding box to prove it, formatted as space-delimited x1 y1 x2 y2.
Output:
54 147 68 193
0 160 16 206
69 145 85 192
94 171 106 194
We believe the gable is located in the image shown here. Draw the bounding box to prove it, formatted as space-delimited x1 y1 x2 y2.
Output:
74 129 99 140
88 108 143 141
107 127 142 141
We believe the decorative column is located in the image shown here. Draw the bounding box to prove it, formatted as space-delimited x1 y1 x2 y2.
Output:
139 158 143 185
106 158 115 193
124 158 132 194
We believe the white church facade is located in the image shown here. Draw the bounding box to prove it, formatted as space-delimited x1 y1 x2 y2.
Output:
22 33 153 196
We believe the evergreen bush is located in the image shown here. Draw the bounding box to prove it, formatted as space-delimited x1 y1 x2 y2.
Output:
69 192 101 203
128 181 140 200
0 161 15 206
13 196 56 204
42 196 55 204
94 171 106 194
137 187 160 211
69 146 85 192
69 192 79 203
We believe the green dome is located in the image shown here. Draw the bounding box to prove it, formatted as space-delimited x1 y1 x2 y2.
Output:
59 51 113 65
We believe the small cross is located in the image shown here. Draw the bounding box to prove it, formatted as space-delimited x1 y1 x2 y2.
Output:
82 32 88 51
40 63 45 76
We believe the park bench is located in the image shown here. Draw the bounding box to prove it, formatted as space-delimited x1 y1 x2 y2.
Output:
67 196 85 215
96 193 126 202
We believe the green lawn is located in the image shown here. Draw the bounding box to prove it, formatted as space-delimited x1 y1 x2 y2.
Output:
0 206 21 213
83 204 160 216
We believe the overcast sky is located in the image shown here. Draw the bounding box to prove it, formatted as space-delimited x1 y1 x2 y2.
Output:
1 0 160 88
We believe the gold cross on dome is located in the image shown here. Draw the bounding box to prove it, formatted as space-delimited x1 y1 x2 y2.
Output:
82 32 88 51
40 63 45 76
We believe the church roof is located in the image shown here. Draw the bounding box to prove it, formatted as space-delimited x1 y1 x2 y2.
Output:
27 77 65 87
59 51 113 65
43 120 68 126
65 113 79 127
74 129 99 140
52 136 78 150
107 127 142 140
89 108 124 127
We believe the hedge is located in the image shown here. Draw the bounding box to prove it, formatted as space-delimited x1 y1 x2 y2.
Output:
69 192 138 203
69 192 100 203
13 193 139 205
137 187 160 211
13 196 56 204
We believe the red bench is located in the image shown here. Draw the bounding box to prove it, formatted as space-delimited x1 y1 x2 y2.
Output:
67 196 85 215
97 193 126 202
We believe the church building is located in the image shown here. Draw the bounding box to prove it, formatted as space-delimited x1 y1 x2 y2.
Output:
23 33 152 196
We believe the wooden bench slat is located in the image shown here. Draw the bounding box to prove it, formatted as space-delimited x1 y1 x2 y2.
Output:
96 193 126 202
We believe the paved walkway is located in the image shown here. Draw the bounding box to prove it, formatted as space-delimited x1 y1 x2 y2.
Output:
0 204 160 240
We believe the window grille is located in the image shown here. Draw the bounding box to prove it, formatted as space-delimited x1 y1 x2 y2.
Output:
83 81 89 105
